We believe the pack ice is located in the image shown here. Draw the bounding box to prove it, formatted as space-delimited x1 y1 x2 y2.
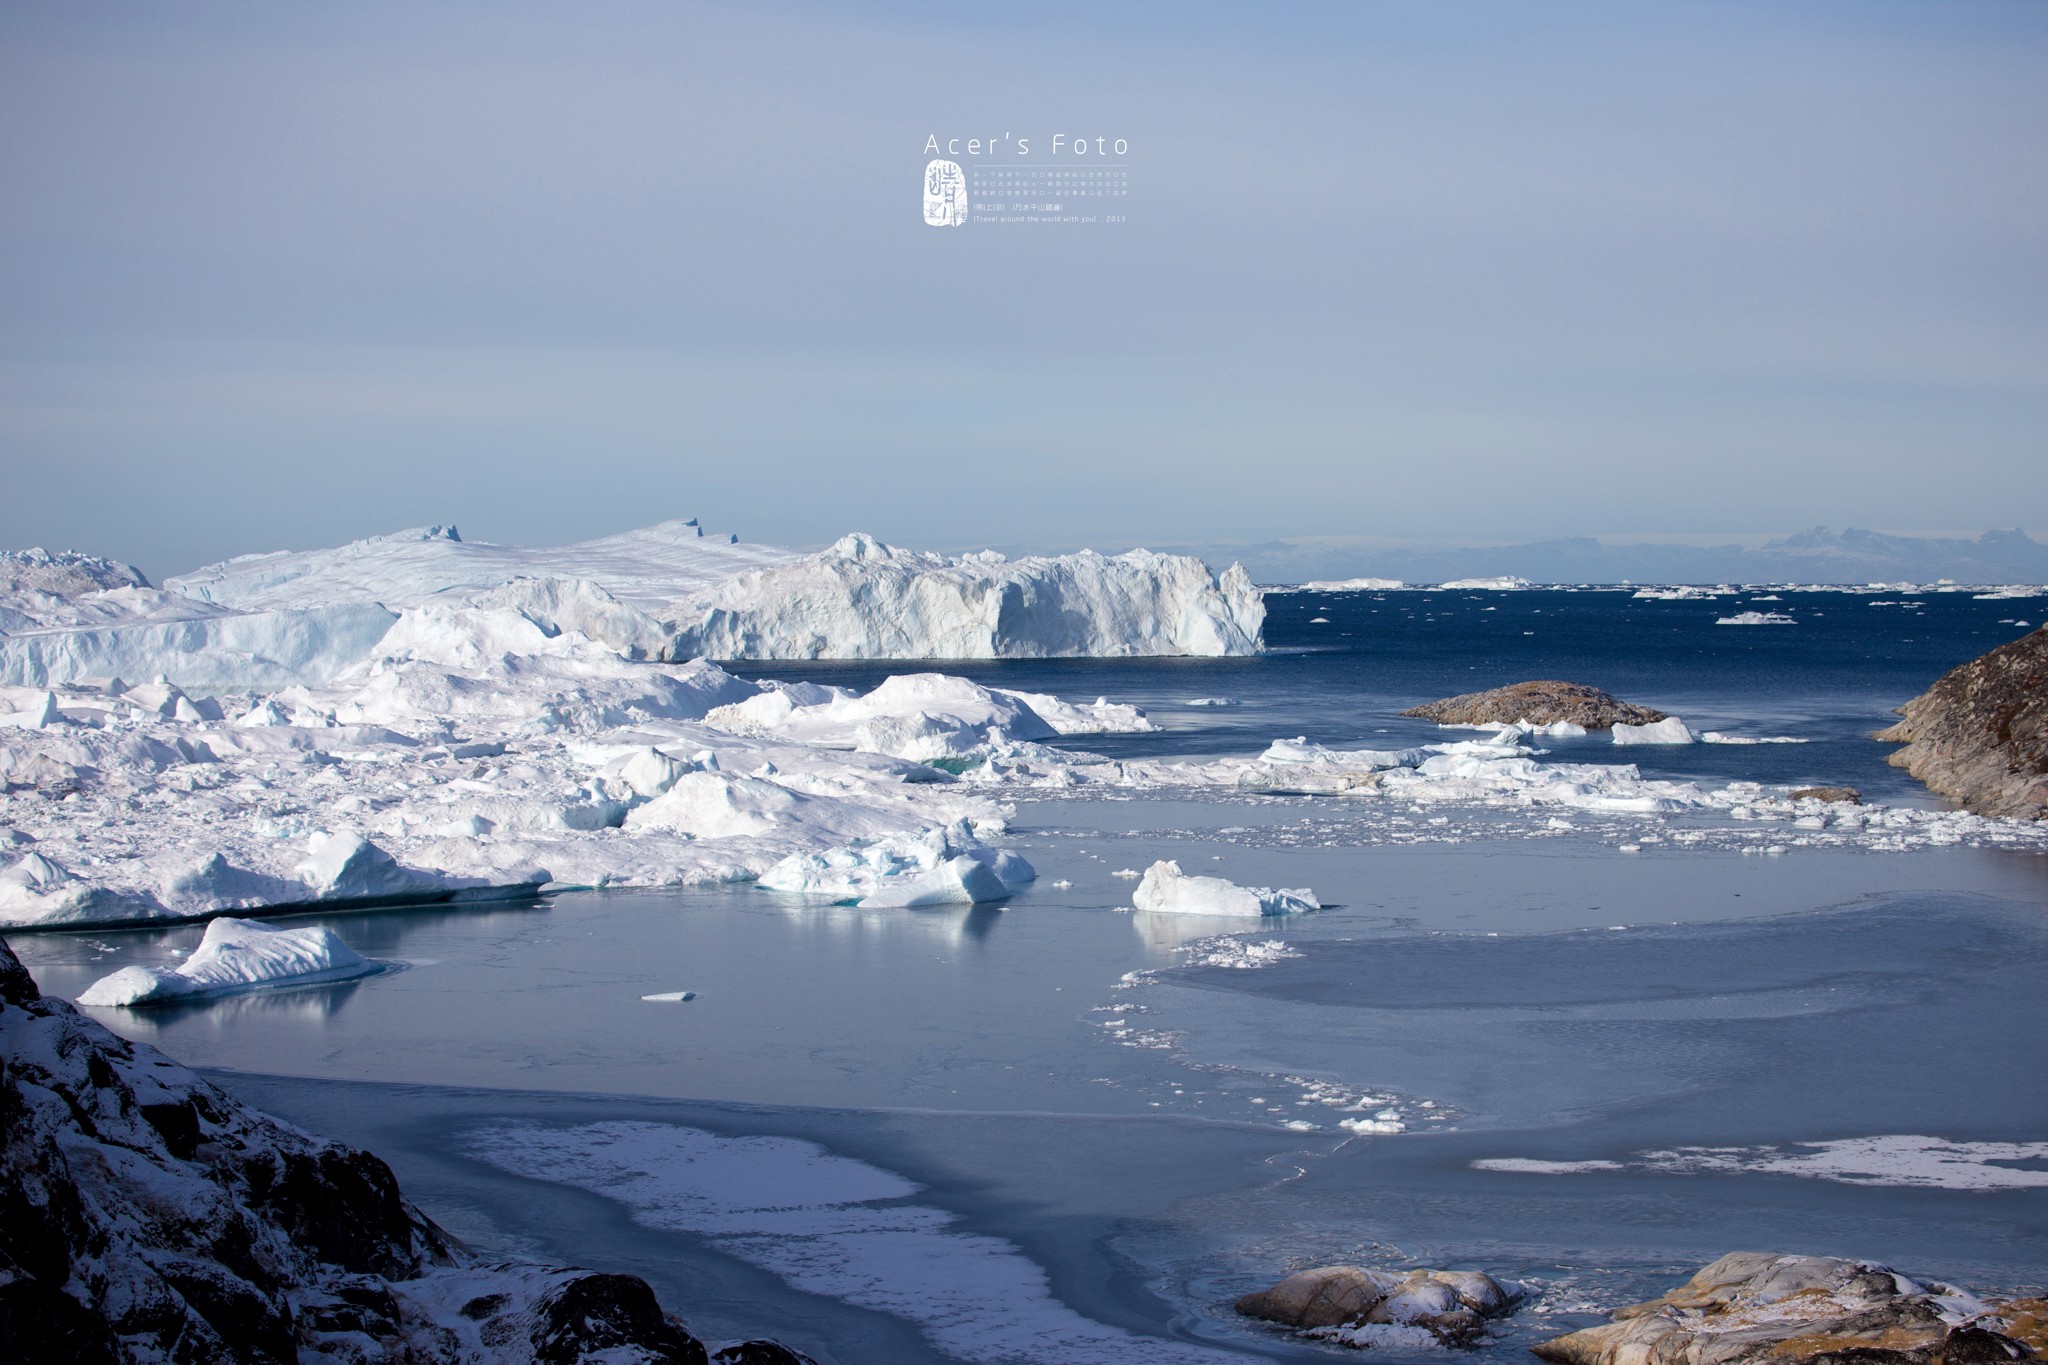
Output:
0 521 1238 926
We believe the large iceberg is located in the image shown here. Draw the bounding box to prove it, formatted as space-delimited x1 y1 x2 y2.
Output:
669 534 1264 659
4 523 1263 690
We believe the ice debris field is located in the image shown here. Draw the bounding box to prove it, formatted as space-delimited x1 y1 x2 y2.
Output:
5 523 2047 934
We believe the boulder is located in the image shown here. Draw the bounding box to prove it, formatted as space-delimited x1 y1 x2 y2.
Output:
1403 681 1667 730
1236 1264 1523 1345
1876 625 2048 820
1532 1253 2044 1365
1790 786 1863 804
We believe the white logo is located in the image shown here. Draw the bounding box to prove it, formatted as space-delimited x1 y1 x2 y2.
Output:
923 159 967 227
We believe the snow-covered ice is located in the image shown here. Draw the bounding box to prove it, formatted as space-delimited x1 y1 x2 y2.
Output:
3 522 1263 693
670 533 1264 660
77 916 375 1006
1131 860 1320 916
1717 611 1798 626
468 1119 1247 1365
1611 717 1697 746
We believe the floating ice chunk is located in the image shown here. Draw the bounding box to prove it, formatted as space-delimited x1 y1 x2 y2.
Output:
1611 717 1697 745
1700 732 1808 745
1132 860 1319 916
77 916 374 1006
640 990 696 1002
1441 576 1530 590
760 829 1033 906
1717 611 1797 625
1184 697 1239 707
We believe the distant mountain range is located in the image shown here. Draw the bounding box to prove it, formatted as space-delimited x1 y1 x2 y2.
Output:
1111 527 2048 587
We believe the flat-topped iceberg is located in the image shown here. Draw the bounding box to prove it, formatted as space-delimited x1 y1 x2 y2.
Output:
1132 859 1320 916
670 534 1263 659
5 523 1263 690
77 916 376 1006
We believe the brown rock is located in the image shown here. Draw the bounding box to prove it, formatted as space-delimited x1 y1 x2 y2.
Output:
1532 1253 2038 1365
1236 1263 1522 1344
1876 625 2048 820
1791 786 1863 804
1402 681 1667 730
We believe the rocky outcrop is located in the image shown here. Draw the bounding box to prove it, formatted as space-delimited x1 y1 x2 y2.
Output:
1402 681 1667 730
1789 786 1862 805
1531 1252 2043 1365
0 936 809 1364
1235 1264 1524 1346
1876 626 2048 820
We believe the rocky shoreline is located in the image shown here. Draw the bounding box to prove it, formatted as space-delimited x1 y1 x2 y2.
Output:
0 937 809 1364
1233 1253 2044 1362
1877 625 2048 821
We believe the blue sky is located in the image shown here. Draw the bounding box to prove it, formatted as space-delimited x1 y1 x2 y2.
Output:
2 0 2044 577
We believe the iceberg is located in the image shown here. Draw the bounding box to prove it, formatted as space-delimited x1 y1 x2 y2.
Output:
77 916 376 1006
1717 611 1797 626
757 826 1035 906
1293 577 1404 592
1611 717 1698 746
669 534 1264 659
1441 576 1531 590
1131 860 1320 916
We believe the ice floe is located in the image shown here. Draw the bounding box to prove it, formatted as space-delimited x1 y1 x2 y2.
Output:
1473 1135 2048 1191
77 916 375 1006
467 1120 1245 1365
1716 611 1797 625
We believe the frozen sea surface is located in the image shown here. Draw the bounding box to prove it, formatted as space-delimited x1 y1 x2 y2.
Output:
9 588 2046 1362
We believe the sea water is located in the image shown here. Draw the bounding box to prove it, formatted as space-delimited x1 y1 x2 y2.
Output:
13 587 2046 1363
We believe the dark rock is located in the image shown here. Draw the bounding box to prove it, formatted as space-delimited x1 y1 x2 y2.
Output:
530 1272 708 1365
712 1341 822 1364
1940 1326 2030 1365
1791 786 1863 804
1876 625 2048 819
1402 681 1667 729
1236 1264 1522 1345
0 936 810 1365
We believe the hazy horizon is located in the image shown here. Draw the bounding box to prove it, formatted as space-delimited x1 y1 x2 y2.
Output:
5 0 2045 576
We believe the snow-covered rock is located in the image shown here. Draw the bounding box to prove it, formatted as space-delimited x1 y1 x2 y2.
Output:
78 916 376 1006
1131 860 1319 916
0 937 800 1361
670 534 1264 659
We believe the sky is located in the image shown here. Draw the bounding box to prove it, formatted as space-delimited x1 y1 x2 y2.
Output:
2 0 2044 580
